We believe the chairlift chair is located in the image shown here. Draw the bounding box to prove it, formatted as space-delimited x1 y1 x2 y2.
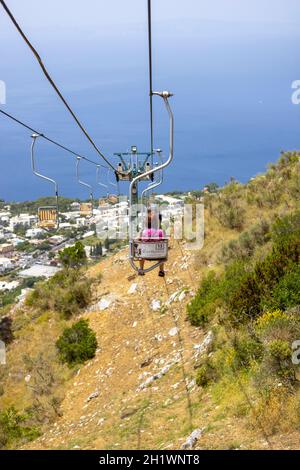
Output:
129 91 174 274
115 147 153 182
31 134 59 231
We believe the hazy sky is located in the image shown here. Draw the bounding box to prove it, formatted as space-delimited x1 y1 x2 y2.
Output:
1 1 300 200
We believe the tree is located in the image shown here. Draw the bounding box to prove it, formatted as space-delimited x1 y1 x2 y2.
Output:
0 317 13 344
13 224 27 237
90 242 102 258
58 241 87 268
206 182 219 193
56 319 98 366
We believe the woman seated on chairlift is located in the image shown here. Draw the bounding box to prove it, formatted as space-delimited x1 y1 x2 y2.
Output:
138 208 166 277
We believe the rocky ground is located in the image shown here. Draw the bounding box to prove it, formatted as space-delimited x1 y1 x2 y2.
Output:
23 241 300 450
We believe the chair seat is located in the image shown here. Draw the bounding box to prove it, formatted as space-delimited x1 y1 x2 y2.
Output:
133 238 168 260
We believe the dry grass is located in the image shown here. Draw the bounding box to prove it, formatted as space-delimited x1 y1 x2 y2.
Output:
2 156 300 449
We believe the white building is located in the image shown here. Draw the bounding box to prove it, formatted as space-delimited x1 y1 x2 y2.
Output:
19 264 60 278
70 202 80 211
26 228 45 239
0 257 13 273
0 280 19 291
10 213 37 230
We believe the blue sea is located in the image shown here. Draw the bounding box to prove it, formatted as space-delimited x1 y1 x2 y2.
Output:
1 18 300 201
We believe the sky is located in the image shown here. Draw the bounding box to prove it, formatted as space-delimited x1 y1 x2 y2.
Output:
1 0 300 200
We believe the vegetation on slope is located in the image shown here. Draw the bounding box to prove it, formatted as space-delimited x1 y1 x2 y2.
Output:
1 151 300 449
0 243 98 449
188 151 300 435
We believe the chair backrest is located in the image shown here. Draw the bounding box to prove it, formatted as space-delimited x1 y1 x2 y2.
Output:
38 207 58 229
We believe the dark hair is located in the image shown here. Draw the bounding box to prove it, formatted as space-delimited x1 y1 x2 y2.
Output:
146 210 161 230
147 209 152 229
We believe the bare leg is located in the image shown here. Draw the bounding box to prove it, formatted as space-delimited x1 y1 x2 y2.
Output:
158 263 165 277
140 259 145 270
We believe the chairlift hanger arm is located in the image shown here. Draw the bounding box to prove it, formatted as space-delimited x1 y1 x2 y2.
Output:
141 151 163 202
76 157 94 198
129 92 173 211
30 133 59 231
31 134 58 195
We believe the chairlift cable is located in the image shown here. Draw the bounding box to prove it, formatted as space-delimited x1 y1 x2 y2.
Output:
0 108 108 169
162 277 194 432
174 240 273 449
0 0 120 174
147 0 154 162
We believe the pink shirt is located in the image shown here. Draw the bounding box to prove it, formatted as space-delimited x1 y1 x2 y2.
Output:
141 228 165 240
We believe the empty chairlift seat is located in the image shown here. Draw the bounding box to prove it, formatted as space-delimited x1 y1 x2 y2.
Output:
80 203 93 217
38 207 58 230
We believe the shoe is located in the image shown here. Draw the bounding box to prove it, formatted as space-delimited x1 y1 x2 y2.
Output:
158 270 165 277
138 269 145 276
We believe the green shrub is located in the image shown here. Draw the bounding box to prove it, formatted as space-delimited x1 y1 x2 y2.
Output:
215 200 246 231
266 339 295 383
59 241 87 268
195 355 218 387
232 333 264 368
0 407 40 449
56 319 98 366
196 364 216 387
190 212 300 326
267 265 300 310
221 220 270 264
271 211 300 244
255 310 292 338
227 225 300 323
0 316 13 344
187 271 222 326
26 269 92 319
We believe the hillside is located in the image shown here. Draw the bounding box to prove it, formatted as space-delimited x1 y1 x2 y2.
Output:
1 151 300 450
